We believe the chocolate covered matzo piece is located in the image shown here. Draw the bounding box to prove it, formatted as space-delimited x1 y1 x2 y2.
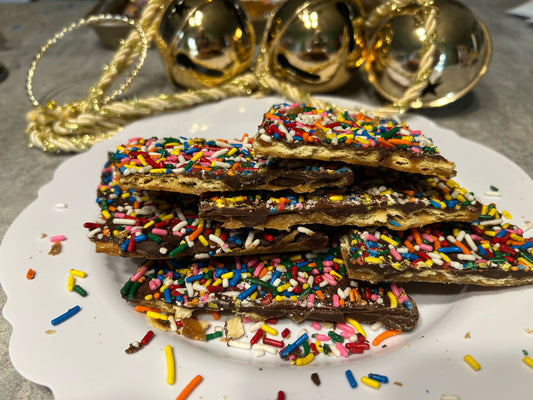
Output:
111 137 354 194
253 103 456 178
199 168 481 231
340 206 533 286
121 247 419 331
84 163 328 258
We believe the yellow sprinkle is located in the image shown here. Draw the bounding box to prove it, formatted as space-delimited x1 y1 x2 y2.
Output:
518 257 533 268
220 272 234 279
121 192 130 199
380 234 399 247
345 317 366 338
510 233 526 242
67 274 75 291
227 147 238 156
329 195 344 201
523 356 533 369
277 283 291 292
289 254 302 261
364 257 382 264
69 269 87 278
212 278 222 286
143 220 155 229
198 235 209 247
101 210 111 220
214 228 222 237
149 168 167 174
464 354 481 371
137 154 148 166
315 340 323 353
481 204 489 215
147 311 168 321
190 150 203 162
165 345 175 385
387 291 398 308
502 210 512 220
295 352 315 366
361 376 380 389
333 257 345 265
160 213 174 221
261 324 278 336
329 270 343 281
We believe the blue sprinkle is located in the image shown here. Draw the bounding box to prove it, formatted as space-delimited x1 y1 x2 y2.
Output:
345 369 357 388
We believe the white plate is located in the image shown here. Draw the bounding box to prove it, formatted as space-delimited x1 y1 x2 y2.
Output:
1 96 533 400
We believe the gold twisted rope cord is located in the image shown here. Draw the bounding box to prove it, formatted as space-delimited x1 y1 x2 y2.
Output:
25 0 438 153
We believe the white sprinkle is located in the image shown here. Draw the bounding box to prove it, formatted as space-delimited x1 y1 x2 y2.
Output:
259 133 272 142
112 218 137 225
479 218 503 226
252 343 278 354
87 227 102 238
55 203 68 209
227 339 251 350
370 321 383 331
297 226 315 235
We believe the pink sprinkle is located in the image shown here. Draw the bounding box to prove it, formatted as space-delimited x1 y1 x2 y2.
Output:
339 331 352 339
336 342 349 358
149 278 161 291
307 294 315 308
390 283 401 297
311 321 321 330
389 246 403 261
410 147 422 153
370 293 378 301
332 294 340 307
365 233 378 242
322 260 333 267
470 234 483 240
421 233 435 242
247 257 259 268
49 235 66 243
323 274 337 286
130 265 147 282
419 243 433 252
315 334 331 341
253 262 265 277
152 228 167 236
336 322 356 335
241 317 251 323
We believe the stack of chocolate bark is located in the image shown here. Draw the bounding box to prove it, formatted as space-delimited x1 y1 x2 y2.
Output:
84 102 533 345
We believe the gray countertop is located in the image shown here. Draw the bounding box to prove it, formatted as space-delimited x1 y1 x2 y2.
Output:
0 0 532 398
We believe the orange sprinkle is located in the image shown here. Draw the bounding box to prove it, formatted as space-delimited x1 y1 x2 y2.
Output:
411 228 422 245
102 227 110 236
258 267 268 279
404 240 416 254
231 162 240 171
349 288 356 302
26 268 35 280
211 311 220 320
339 298 345 307
377 137 393 147
454 240 471 255
133 201 140 209
108 205 117 212
134 305 160 313
241 133 249 142
372 329 402 346
154 292 161 300
175 374 203 400
265 112 281 120
188 226 203 241
315 290 325 301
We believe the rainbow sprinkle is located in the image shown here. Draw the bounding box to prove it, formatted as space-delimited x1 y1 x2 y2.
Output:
344 204 533 285
120 245 419 332
84 164 328 258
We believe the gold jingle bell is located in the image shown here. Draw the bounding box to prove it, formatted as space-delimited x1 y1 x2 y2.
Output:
156 0 255 89
365 0 492 108
264 0 366 93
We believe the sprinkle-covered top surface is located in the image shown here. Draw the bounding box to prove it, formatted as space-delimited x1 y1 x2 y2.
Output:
199 168 482 230
109 136 354 193
84 163 328 259
344 204 533 285
121 246 419 331
256 103 442 155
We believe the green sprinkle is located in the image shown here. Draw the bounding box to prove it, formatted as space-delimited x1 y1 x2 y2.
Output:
206 331 223 341
523 349 529 356
120 280 133 296
169 241 188 257
128 280 142 301
328 330 345 343
490 185 499 192
147 232 162 243
73 285 88 297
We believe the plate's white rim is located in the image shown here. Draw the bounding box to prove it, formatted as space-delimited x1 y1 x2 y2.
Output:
1 95 532 399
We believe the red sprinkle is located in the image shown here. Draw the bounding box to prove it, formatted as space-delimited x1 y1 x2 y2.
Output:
140 330 154 346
